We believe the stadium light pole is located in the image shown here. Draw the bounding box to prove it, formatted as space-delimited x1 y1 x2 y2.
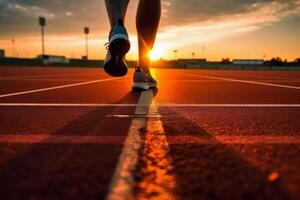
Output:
12 37 15 57
173 50 178 60
39 16 46 57
84 27 90 60
202 44 206 56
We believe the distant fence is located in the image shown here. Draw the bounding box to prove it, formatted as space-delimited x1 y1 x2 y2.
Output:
171 63 300 70
0 58 43 66
0 58 299 70
0 58 138 68
183 64 300 70
0 58 101 67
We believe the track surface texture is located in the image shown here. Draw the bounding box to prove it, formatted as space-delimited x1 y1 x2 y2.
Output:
0 66 300 200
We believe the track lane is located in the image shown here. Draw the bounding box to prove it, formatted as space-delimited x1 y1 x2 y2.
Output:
1 67 300 199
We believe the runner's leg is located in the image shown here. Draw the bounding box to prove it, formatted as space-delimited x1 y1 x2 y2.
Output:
105 0 130 28
104 0 130 77
136 0 161 74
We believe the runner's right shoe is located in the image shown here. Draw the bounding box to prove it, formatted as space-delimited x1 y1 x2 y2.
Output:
132 67 157 90
103 19 130 77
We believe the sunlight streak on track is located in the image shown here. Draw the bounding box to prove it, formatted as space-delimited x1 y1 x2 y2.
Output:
106 91 150 200
106 90 178 200
135 97 178 200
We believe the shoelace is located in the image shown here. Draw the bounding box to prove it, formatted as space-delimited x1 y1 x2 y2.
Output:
104 29 113 50
104 42 109 50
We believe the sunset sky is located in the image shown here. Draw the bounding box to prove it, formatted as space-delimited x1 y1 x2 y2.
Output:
0 0 300 61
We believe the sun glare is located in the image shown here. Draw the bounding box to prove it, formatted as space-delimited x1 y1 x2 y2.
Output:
148 49 162 61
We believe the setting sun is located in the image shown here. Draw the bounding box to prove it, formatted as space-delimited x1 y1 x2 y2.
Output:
148 49 163 61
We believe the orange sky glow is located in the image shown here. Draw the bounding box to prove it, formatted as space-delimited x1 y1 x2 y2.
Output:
0 0 299 61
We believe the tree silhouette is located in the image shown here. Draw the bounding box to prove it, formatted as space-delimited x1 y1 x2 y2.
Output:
266 57 284 66
220 58 231 64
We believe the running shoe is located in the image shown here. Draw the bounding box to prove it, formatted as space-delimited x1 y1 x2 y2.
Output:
104 19 130 77
132 67 157 90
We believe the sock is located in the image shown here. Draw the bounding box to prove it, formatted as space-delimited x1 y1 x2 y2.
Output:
118 19 124 26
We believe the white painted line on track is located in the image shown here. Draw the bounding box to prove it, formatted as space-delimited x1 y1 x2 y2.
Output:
106 90 178 200
105 91 149 200
0 78 94 82
1 103 300 107
1 135 299 144
126 79 300 83
0 72 96 80
185 74 300 90
157 104 300 107
0 103 138 107
221 72 300 81
106 114 163 118
0 77 121 98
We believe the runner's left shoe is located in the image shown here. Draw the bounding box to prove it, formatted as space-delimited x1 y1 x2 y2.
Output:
103 19 130 77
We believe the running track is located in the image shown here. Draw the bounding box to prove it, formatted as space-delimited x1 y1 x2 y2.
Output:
0 67 300 200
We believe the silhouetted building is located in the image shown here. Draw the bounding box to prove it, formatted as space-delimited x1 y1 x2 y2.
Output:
0 49 5 58
37 55 70 65
233 59 264 65
177 59 207 68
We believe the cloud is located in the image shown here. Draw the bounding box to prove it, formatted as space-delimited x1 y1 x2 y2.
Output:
152 0 300 53
161 0 300 26
0 0 299 59
6 3 55 18
0 0 108 37
1 0 299 38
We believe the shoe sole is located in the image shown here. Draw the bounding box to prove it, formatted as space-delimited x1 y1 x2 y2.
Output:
104 38 130 77
132 82 157 90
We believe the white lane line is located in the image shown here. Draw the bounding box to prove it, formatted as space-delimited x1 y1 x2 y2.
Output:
221 72 300 81
0 72 96 80
127 79 300 83
0 135 299 144
0 103 138 107
185 74 300 90
106 114 163 118
0 135 125 144
106 91 150 200
0 77 121 98
0 78 94 82
1 103 300 107
167 135 300 144
156 104 300 107
106 90 178 200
